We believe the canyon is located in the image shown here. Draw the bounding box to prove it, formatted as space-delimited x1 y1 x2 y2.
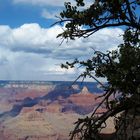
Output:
0 81 108 140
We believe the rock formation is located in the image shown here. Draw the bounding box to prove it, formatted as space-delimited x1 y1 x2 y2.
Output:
0 82 107 140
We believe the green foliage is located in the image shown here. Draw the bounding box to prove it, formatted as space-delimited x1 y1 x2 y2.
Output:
56 0 140 139
57 0 140 38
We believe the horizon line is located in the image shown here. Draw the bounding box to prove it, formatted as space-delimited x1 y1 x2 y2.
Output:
0 80 97 83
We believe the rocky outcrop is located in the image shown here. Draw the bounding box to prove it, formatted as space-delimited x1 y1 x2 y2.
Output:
23 111 45 121
68 86 97 102
18 134 59 140
46 101 62 113
79 86 91 95
57 86 105 115
14 89 48 100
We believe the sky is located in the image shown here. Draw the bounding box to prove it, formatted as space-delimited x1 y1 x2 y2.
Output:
0 0 124 81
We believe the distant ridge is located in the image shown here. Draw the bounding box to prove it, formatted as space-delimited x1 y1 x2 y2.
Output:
0 80 104 93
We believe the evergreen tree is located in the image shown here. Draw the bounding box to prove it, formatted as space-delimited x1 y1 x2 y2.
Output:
56 0 140 139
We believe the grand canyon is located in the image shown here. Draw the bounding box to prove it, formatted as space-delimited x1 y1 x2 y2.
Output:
0 81 110 140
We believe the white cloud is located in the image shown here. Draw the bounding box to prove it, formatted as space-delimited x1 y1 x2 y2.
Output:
0 23 62 54
13 0 76 7
0 23 123 59
0 23 123 81
44 66 75 75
